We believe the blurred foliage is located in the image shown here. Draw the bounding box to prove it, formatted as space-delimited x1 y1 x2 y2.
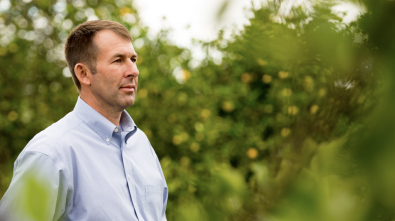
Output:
0 0 394 220
20 173 52 220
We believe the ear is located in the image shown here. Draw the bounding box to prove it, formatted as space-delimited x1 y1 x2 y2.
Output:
74 63 92 87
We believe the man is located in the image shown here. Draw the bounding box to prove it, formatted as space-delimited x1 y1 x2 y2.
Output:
0 20 168 221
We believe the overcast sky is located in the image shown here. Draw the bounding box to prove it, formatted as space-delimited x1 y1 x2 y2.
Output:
133 0 260 47
133 0 364 50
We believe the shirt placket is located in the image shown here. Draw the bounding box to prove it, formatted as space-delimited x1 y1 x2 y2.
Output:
121 131 143 220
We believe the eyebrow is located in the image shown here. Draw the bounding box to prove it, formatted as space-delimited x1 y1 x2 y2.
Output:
111 53 138 60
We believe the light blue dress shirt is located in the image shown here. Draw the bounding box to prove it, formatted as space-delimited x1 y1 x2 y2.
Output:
0 97 168 221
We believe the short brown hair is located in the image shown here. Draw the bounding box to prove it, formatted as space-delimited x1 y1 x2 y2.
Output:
64 20 133 91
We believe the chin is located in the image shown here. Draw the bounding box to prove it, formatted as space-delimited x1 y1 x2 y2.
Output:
121 98 135 108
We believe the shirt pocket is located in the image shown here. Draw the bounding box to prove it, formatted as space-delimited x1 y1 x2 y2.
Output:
144 185 166 220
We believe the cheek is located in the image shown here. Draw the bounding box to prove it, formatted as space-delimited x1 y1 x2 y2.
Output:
102 71 120 86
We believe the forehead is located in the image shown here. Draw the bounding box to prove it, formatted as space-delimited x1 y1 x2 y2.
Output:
94 30 135 57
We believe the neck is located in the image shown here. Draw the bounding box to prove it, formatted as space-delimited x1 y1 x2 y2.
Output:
80 93 122 127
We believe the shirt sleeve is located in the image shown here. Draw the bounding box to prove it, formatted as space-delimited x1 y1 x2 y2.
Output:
0 151 68 221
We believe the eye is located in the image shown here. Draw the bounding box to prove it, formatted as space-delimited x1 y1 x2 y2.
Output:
131 58 137 63
114 59 122 63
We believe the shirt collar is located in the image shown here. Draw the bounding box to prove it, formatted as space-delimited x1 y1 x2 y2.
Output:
120 110 136 132
73 97 136 144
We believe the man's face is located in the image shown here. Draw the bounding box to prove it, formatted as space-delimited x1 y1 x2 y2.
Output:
89 30 139 112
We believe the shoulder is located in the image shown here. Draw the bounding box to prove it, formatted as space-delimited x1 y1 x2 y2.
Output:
134 128 161 159
135 128 149 140
132 128 155 150
125 127 157 154
14 111 86 185
21 112 84 157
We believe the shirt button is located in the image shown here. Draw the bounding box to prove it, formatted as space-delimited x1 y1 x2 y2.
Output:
128 175 131 180
114 128 118 132
106 138 110 142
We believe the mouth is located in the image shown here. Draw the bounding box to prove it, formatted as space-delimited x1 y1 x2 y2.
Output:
119 84 136 93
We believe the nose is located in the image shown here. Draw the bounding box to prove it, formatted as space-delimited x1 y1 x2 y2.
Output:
124 59 139 78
